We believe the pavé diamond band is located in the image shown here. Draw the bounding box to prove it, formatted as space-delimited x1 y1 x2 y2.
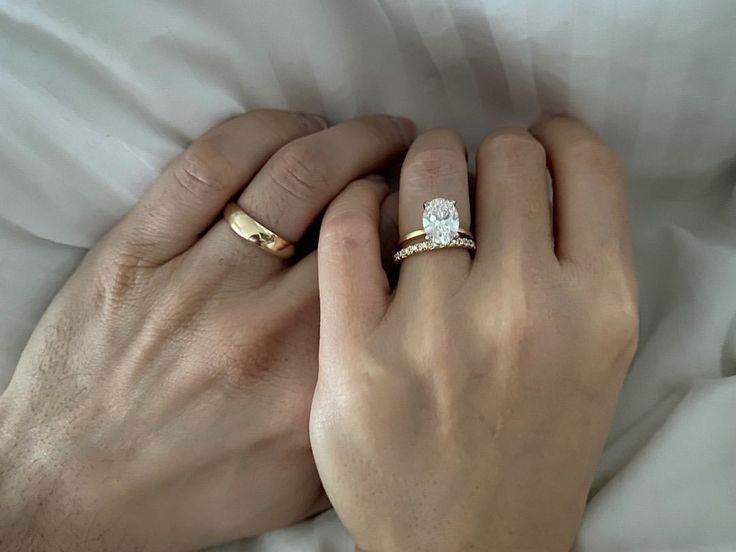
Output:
394 236 476 263
394 197 476 263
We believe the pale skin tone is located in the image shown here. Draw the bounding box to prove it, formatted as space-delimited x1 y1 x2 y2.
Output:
311 118 638 552
0 111 637 551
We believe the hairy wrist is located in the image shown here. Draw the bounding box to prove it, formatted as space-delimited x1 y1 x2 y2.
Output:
0 397 77 551
0 421 45 548
0 396 151 552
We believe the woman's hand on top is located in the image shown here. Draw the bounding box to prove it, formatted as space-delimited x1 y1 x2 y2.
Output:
310 116 639 552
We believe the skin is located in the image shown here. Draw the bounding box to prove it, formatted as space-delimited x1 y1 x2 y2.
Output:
0 109 416 551
311 117 639 552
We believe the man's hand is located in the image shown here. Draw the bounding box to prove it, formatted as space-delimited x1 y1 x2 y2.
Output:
0 109 415 551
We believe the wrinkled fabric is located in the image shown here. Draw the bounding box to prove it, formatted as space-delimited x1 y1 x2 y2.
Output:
0 1 735 550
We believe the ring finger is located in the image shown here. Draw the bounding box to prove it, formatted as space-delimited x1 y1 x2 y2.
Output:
396 129 472 293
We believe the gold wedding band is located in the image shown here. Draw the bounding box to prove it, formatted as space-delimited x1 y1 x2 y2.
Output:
223 203 295 259
398 228 474 248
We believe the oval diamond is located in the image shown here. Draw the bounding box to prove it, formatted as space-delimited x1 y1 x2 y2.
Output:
422 198 459 246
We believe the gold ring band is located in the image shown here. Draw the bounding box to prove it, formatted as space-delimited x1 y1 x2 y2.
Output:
224 203 295 259
394 236 476 263
399 228 474 247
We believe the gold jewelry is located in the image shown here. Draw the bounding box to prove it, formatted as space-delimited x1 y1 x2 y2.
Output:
399 228 474 247
394 236 476 263
394 197 475 263
223 203 295 259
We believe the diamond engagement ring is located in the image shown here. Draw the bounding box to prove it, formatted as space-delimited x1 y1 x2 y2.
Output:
394 198 476 263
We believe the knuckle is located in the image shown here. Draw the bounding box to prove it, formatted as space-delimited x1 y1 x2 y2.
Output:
100 205 171 269
320 209 375 258
90 250 150 308
600 294 640 348
479 129 546 161
268 143 328 203
588 280 640 353
174 140 233 198
122 202 166 243
403 148 466 191
248 108 302 142
566 139 623 177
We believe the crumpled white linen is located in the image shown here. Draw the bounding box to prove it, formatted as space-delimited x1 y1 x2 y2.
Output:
1 1 735 550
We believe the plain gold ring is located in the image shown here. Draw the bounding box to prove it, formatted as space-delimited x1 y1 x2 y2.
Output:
223 203 295 259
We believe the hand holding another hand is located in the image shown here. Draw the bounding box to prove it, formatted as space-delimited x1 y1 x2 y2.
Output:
311 117 638 552
0 109 637 552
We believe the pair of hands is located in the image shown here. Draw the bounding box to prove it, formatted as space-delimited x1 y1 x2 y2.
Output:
0 110 638 551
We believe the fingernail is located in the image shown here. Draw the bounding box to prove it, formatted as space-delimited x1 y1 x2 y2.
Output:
389 116 417 144
302 113 328 132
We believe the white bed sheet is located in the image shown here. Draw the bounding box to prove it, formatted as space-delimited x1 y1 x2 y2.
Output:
1 1 735 550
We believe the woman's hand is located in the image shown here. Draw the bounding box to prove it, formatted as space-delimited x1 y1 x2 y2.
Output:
0 109 414 551
310 117 639 552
